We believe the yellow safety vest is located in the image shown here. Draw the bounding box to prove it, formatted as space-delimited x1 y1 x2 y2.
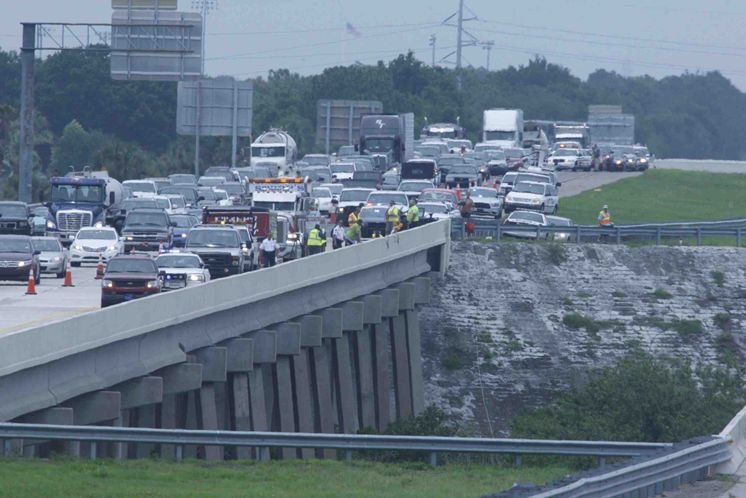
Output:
406 204 420 223
386 206 400 223
348 212 359 225
307 228 325 247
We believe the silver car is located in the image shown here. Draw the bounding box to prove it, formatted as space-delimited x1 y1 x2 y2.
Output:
32 236 69 278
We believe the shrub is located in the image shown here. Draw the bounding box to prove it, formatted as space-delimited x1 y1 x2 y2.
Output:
651 289 673 300
671 319 703 340
711 271 726 287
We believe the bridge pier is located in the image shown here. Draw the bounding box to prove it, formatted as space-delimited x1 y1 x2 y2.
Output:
14 407 74 457
338 302 364 434
223 338 253 460
358 296 382 431
376 289 400 430
154 362 202 459
108 376 163 459
316 308 342 458
295 315 322 459
272 323 301 459
193 347 227 461
246 329 276 460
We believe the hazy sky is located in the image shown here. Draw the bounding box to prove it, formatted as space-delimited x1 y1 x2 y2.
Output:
3 0 746 89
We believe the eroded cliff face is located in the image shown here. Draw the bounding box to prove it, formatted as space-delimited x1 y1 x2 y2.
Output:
420 242 746 436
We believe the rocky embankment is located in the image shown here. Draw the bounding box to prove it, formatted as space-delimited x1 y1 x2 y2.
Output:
420 242 746 436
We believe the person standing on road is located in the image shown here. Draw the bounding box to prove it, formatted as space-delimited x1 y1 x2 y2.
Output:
259 233 277 267
332 219 346 249
406 198 420 228
307 224 326 255
348 204 363 226
460 192 473 219
598 205 613 227
385 200 400 235
345 219 362 246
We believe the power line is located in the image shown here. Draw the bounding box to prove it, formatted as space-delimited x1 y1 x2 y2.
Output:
208 21 442 37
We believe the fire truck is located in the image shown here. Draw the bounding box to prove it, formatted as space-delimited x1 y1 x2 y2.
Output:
247 178 325 260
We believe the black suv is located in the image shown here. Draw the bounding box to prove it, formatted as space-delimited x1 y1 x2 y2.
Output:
185 225 244 278
0 202 31 236
121 208 173 253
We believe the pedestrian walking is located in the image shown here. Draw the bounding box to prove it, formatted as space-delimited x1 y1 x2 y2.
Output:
332 219 346 249
260 233 277 267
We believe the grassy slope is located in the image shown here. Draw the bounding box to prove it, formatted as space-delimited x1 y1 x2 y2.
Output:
560 169 746 225
0 459 569 498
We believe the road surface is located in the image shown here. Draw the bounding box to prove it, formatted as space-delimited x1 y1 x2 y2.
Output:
556 171 641 198
657 159 746 174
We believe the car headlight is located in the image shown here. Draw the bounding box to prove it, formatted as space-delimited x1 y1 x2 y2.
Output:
46 220 56 229
287 233 299 241
72 244 82 250
531 199 542 204
640 158 647 163
107 246 117 251
337 208 344 213
17 260 29 267
180 233 187 238
125 236 134 241
615 160 623 165
94 221 104 228
188 274 205 282
146 280 160 289
102 279 114 288
52 256 61 261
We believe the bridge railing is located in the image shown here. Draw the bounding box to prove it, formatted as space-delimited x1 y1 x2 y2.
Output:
0 422 670 465
451 218 746 246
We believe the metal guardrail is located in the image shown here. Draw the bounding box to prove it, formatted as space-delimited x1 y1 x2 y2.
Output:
0 423 669 465
520 437 730 498
452 218 746 246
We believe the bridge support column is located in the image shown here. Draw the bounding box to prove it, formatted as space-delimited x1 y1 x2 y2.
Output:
316 308 342 458
376 289 400 430
62 391 121 459
15 407 74 457
409 277 431 415
223 338 253 460
358 296 382 431
154 363 202 459
272 323 301 459
247 329 277 460
339 302 364 434
391 285 413 419
109 376 163 459
193 347 227 461
296 316 322 459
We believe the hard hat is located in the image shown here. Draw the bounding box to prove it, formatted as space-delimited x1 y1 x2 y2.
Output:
603 205 608 209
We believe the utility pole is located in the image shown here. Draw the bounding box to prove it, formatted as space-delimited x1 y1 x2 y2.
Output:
192 0 217 76
18 23 35 203
429 34 436 67
440 0 478 91
481 40 494 70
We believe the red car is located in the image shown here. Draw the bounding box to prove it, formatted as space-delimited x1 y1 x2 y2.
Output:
101 254 161 308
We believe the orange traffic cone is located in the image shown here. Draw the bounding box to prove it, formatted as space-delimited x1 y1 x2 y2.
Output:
25 271 37 295
95 253 105 280
62 260 74 287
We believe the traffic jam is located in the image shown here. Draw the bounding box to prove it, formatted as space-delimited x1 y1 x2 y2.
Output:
0 111 653 307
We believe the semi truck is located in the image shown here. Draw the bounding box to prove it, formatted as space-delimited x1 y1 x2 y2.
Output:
250 130 298 174
359 113 414 167
46 169 124 244
482 109 524 148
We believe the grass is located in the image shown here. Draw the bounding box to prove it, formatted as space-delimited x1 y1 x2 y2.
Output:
0 458 570 498
560 170 746 224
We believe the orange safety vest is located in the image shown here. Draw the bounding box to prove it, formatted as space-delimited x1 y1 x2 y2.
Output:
598 210 611 225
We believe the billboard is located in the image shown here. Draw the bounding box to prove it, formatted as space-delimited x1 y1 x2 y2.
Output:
177 77 253 137
112 0 178 9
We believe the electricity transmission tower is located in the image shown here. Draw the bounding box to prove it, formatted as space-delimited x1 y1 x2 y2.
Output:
440 0 479 89
429 34 436 67
481 40 494 70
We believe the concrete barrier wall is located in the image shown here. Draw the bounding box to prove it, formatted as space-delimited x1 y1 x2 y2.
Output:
0 220 449 422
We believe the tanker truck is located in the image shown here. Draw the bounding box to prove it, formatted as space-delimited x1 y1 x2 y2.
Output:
250 129 298 176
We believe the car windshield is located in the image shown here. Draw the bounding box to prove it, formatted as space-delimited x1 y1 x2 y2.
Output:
487 151 507 160
510 211 543 223
503 148 524 158
124 182 156 194
547 217 572 226
398 181 432 192
252 146 285 158
419 191 454 203
78 229 116 240
382 176 399 185
106 259 157 273
513 182 547 195
469 188 497 197
167 197 186 208
0 204 27 218
449 166 477 175
475 144 501 152
312 188 332 198
126 213 168 227
516 174 550 185
155 198 170 209
0 239 32 253
415 147 440 157
339 190 372 202
362 138 394 153
252 201 296 211
484 131 515 141
554 149 578 157
169 174 196 185
32 239 62 251
501 173 518 185
368 193 406 205
197 189 217 201
156 255 201 269
331 163 355 174
614 146 636 154
304 155 330 166
321 184 343 195
214 191 228 200
419 203 448 214
187 229 239 248
220 184 244 196
123 199 157 210
160 187 196 202
170 215 196 228
50 184 104 203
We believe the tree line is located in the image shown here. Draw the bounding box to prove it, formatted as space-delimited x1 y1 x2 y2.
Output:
3 48 746 198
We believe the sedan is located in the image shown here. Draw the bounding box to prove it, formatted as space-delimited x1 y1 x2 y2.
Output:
0 235 40 284
501 210 550 239
70 227 123 266
32 236 69 278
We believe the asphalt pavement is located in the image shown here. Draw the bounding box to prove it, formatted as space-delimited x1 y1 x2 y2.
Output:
556 170 641 198
0 265 100 336
657 159 746 174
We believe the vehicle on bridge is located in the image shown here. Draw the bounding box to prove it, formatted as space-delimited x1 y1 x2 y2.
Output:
155 252 211 290
120 208 173 254
421 122 465 140
46 170 124 244
468 187 503 219
32 236 69 278
70 227 123 266
0 201 32 236
0 235 40 284
250 130 298 173
185 225 246 278
101 254 161 307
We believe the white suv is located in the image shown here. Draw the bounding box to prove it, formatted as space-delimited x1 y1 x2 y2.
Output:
504 181 559 215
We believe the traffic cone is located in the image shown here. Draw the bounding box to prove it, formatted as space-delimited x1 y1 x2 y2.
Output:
25 271 37 295
62 260 74 287
95 253 105 280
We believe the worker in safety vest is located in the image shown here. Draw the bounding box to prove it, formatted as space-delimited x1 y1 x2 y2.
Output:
598 205 613 227
385 200 400 235
406 198 420 228
306 224 326 255
345 219 362 245
348 204 362 226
